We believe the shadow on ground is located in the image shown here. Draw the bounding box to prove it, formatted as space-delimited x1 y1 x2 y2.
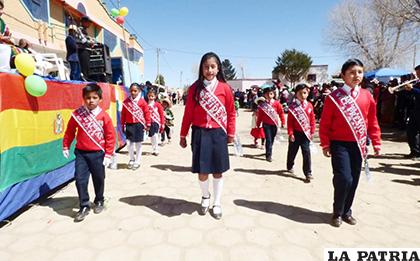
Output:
234 168 306 182
370 162 420 176
393 178 420 186
150 164 191 172
119 195 199 217
234 199 330 224
39 196 79 218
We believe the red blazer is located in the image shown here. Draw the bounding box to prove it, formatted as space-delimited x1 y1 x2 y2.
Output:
256 99 285 127
180 81 236 138
149 101 165 128
287 101 316 137
63 108 116 158
120 97 151 127
319 88 381 150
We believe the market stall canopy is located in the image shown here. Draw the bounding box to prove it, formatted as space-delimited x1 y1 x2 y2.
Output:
365 68 410 79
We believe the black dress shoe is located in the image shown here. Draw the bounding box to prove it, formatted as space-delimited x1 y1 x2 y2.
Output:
343 215 357 225
266 157 273 162
331 216 342 227
74 206 90 222
211 205 222 220
93 201 105 214
198 195 210 215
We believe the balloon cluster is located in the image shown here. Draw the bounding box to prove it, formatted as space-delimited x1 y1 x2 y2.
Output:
110 6 129 25
15 53 47 97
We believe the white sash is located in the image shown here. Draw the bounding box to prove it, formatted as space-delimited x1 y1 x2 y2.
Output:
329 89 368 159
149 104 161 128
123 98 145 126
259 101 279 127
198 85 228 133
288 101 312 140
72 106 105 151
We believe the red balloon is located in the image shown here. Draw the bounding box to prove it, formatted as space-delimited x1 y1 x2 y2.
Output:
116 16 124 25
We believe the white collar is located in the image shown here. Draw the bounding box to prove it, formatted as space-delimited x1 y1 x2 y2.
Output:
204 78 218 92
342 84 360 95
148 100 155 106
131 95 140 102
295 98 307 106
87 106 101 116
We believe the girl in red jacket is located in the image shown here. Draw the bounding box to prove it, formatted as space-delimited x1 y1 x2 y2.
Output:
256 85 285 162
286 83 316 183
180 52 236 219
148 89 165 156
319 59 381 228
121 83 151 170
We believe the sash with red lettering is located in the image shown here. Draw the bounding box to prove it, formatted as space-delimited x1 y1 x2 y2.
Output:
149 104 161 128
259 101 279 127
329 88 368 159
198 86 227 133
123 98 146 126
288 101 312 140
72 106 105 151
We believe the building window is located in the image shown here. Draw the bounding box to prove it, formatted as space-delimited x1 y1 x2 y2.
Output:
77 3 87 15
22 0 49 22
307 74 316 82
104 29 117 52
128 48 143 62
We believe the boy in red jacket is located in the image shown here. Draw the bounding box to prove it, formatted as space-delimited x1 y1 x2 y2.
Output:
63 83 116 222
256 85 285 162
286 83 316 182
319 59 381 228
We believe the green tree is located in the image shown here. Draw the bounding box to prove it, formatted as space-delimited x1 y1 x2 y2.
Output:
222 59 237 80
155 74 165 86
273 49 312 87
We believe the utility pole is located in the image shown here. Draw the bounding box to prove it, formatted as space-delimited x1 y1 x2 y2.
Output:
156 48 160 85
240 66 245 79
180 71 183 88
414 44 417 68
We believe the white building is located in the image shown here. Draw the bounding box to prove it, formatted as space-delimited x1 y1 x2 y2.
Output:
273 65 329 86
227 78 274 92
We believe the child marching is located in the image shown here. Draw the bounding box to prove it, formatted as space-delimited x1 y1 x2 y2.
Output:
319 59 381 228
286 83 316 183
62 83 116 222
180 52 236 219
250 96 266 149
147 89 165 156
160 98 174 145
121 83 151 170
256 85 285 162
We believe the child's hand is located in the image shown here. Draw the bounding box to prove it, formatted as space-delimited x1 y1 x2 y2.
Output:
62 150 70 159
227 136 234 144
180 137 187 148
289 135 295 142
103 157 111 166
323 148 331 157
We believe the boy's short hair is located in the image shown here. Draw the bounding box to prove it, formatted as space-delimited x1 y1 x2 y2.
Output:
295 83 310 93
415 64 420 71
83 83 103 99
0 0 4 9
341 59 364 74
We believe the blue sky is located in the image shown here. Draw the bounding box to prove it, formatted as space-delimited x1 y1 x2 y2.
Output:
104 0 347 87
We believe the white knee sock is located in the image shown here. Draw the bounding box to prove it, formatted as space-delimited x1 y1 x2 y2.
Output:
135 142 142 164
151 134 159 152
213 177 224 206
127 140 135 161
199 179 210 198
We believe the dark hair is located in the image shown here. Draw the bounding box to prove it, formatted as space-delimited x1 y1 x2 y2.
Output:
130 83 141 91
415 65 420 71
194 52 226 102
341 58 364 75
147 88 157 96
83 83 102 99
145 81 152 86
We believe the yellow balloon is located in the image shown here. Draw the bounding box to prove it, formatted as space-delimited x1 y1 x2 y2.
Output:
119 7 129 17
15 53 35 76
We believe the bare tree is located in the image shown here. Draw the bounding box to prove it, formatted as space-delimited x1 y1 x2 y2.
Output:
326 0 418 69
375 0 420 23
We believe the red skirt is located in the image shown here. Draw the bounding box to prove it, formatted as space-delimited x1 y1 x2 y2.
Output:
250 127 265 139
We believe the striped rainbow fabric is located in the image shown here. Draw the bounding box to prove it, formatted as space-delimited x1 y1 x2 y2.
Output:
0 72 127 194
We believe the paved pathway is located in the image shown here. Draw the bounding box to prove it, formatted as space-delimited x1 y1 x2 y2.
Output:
1 105 420 261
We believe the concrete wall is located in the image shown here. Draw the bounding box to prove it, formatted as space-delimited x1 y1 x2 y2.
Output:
228 79 273 92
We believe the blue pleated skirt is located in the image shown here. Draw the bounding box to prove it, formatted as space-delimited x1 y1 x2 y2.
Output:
191 126 230 174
